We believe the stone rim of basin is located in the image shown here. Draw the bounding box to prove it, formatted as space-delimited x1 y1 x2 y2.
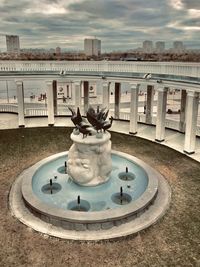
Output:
21 150 159 224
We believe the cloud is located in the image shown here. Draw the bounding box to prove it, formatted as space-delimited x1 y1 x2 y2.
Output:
0 0 199 51
181 0 200 10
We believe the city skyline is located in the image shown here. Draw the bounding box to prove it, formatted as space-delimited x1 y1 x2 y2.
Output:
0 0 200 51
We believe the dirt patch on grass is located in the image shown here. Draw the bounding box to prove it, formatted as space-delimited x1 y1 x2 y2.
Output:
0 128 199 267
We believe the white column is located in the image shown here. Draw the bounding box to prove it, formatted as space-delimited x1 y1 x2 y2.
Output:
74 80 82 110
46 81 54 126
114 82 121 119
155 87 168 142
179 89 186 133
16 80 25 127
146 85 154 124
102 81 110 109
129 83 139 134
184 91 199 154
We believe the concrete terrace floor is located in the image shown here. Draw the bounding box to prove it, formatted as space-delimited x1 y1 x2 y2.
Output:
1 113 200 162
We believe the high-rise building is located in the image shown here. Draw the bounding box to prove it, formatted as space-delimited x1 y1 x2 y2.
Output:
55 47 61 55
155 41 165 53
143 40 153 53
6 35 20 53
173 41 184 53
84 38 101 56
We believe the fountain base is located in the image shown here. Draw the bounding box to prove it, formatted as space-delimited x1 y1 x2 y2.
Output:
9 150 171 240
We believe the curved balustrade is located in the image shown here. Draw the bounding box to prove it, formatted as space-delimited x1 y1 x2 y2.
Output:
25 108 48 117
0 104 18 114
0 61 200 82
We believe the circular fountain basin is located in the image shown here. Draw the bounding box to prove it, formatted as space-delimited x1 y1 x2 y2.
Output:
21 150 159 231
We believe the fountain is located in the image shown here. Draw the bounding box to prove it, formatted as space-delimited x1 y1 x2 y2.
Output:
9 107 171 240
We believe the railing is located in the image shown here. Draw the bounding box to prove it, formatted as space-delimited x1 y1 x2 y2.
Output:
0 60 200 79
57 107 71 116
165 119 180 131
25 108 47 117
111 111 181 131
0 104 18 113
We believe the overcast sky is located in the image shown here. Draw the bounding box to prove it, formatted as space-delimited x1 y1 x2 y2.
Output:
0 0 200 52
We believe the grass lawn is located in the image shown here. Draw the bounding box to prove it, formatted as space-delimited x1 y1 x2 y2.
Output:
0 127 199 267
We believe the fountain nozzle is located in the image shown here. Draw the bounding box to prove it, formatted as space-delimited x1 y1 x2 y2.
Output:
77 195 81 211
50 179 53 194
64 161 67 174
120 187 123 204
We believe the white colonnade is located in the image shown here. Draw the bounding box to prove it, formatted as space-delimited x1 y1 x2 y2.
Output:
13 78 200 155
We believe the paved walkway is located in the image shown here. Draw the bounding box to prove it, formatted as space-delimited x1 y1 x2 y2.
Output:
1 113 200 163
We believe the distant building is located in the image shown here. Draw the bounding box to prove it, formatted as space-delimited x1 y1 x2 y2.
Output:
155 42 165 53
20 48 48 54
6 35 20 53
84 38 101 56
55 47 61 55
143 40 153 53
173 41 184 53
49 48 55 54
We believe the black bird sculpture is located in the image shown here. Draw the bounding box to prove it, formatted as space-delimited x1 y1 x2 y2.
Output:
68 107 82 125
86 112 102 132
69 106 113 137
102 109 109 121
68 107 89 127
87 107 110 133
87 106 107 120
87 106 97 118
102 116 114 132
97 107 107 120
75 124 93 138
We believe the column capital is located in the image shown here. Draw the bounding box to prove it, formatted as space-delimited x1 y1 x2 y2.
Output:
186 90 199 98
74 80 82 86
57 78 72 83
130 83 140 89
15 80 23 85
156 86 168 92
45 80 53 85
102 81 110 87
